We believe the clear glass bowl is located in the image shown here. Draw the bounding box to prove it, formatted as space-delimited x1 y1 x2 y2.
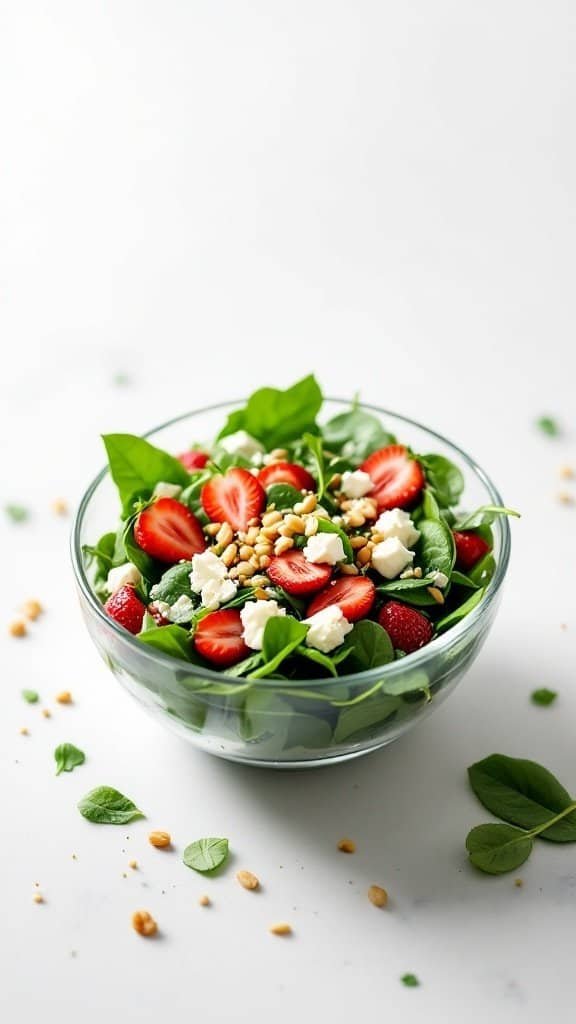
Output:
71 399 510 769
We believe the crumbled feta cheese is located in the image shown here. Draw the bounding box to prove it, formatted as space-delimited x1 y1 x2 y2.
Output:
303 532 346 566
219 430 264 460
371 537 415 579
374 508 420 548
240 600 286 650
153 481 183 499
341 470 373 498
167 595 196 622
428 569 449 589
250 451 265 467
304 605 353 654
190 550 238 610
149 600 171 619
106 562 142 595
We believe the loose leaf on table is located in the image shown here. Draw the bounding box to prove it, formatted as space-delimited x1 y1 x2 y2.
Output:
536 415 560 437
54 742 85 776
82 531 117 577
248 616 309 679
466 823 534 875
5 504 29 523
138 624 195 661
321 405 395 462
342 620 394 671
531 688 558 707
468 754 576 842
415 517 455 577
401 974 420 988
452 506 520 531
265 483 303 510
435 589 484 632
78 786 144 824
418 454 464 507
22 689 39 703
217 375 323 449
183 837 229 873
102 433 189 514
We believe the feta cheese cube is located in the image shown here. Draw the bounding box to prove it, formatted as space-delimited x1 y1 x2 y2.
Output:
201 577 238 611
304 605 353 653
219 430 264 460
153 481 183 499
428 569 449 589
303 532 345 566
106 562 142 595
374 508 420 548
240 600 286 650
167 594 196 622
190 550 238 610
341 470 373 498
371 537 415 579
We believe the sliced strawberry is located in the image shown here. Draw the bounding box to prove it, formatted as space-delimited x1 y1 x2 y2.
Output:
104 585 146 635
268 549 332 596
201 468 266 531
193 609 250 668
134 497 206 563
178 450 209 471
453 530 490 571
307 575 375 622
378 600 433 654
258 461 316 492
360 444 424 511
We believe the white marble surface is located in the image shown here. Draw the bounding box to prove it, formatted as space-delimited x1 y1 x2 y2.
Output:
1 3 575 1021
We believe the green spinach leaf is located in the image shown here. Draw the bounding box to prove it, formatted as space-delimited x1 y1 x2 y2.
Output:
138 624 194 661
218 376 322 449
5 504 29 523
435 588 484 632
265 483 304 510
149 562 195 605
334 693 400 743
453 506 520 530
315 517 353 562
322 406 395 462
183 837 229 873
416 517 455 576
249 617 309 679
78 786 144 824
536 415 560 437
531 688 557 707
466 823 534 875
468 553 496 587
102 434 189 515
343 620 394 671
22 689 39 703
468 754 576 842
419 454 464 506
55 742 85 776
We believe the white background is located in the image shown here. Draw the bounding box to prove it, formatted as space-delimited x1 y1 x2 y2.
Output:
1 3 575 1022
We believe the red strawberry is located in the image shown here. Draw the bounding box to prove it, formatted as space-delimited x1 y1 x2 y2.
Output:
104 585 146 635
178 450 209 471
134 498 206 563
453 530 490 571
257 461 316 492
360 444 424 511
193 609 250 668
307 575 375 622
201 468 266 531
267 549 332 596
378 601 433 653
147 602 170 627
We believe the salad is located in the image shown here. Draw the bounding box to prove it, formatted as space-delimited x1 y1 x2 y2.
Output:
84 376 518 688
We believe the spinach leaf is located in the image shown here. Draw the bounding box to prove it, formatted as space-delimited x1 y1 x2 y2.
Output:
149 562 195 605
267 586 307 619
218 376 322 449
435 588 484 632
224 652 264 677
416 518 455 576
322 407 395 462
376 577 438 607
401 975 420 988
466 823 534 875
239 690 289 741
381 670 430 698
83 532 117 595
122 520 159 584
453 506 520 530
78 786 144 824
180 469 213 511
421 487 441 520
295 645 340 677
536 415 560 437
138 624 194 661
531 688 557 707
302 431 327 499
265 483 303 510
334 693 400 743
55 742 85 776
183 837 229 873
450 570 479 589
343 620 394 671
5 504 29 523
249 617 309 679
315 517 353 562
22 689 39 703
419 454 464 506
468 754 576 842
102 434 189 515
468 553 496 587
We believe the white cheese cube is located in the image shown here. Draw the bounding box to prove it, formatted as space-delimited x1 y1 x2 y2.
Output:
341 470 373 498
240 600 286 650
374 508 420 547
304 605 353 653
153 481 183 499
371 537 415 579
106 562 142 595
303 532 345 566
219 430 264 460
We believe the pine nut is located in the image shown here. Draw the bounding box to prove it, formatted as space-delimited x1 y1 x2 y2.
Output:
56 691 72 704
284 514 305 534
149 831 171 848
371 531 385 543
345 511 365 528
132 910 158 937
300 493 317 514
356 546 372 566
270 448 288 461
220 543 238 567
236 869 260 891
262 510 282 527
9 620 27 637
216 522 233 547
338 838 356 853
254 542 272 557
247 517 260 527
328 473 342 489
236 561 255 577
261 525 280 540
246 526 260 544
427 586 445 604
205 522 221 536
198 895 211 907
259 555 271 569
350 535 368 550
340 563 359 575
413 567 423 579
274 536 294 556
228 566 240 579
368 885 388 908
253 587 269 600
249 554 260 568
304 516 319 537
239 544 254 561
269 922 292 936
23 599 43 620
278 523 296 537
251 576 268 588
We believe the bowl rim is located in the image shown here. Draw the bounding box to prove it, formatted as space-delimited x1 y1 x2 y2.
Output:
70 397 511 687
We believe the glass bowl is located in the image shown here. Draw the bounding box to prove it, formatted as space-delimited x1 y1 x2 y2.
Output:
71 399 511 769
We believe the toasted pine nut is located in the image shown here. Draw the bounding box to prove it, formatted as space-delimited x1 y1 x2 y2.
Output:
23 599 43 620
236 561 255 577
328 473 342 490
216 522 233 547
277 523 296 537
356 546 372 566
129 860 138 870
368 885 388 908
304 516 319 537
205 522 221 536
239 544 254 561
269 922 292 936
400 568 415 579
254 542 272 557
262 510 282 527
371 531 385 543
413 567 423 578
9 620 27 637
42 709 51 719
149 831 171 848
253 587 269 600
52 498 68 516
340 563 359 575
261 525 281 540
33 892 44 904
345 511 365 528
284 514 305 534
269 448 288 461
258 555 271 569
198 894 211 907
559 465 575 479
337 838 356 854
350 535 367 550
236 869 260 891
427 586 445 604
274 536 294 556
19 727 29 735
220 543 238 567
245 526 260 545
294 493 317 515
228 566 240 579
132 910 158 937
56 691 72 704
247 517 261 527
249 554 261 569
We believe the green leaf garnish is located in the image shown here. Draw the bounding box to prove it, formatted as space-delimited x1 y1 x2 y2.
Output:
55 743 86 776
531 688 558 707
183 837 229 873
466 823 534 875
401 974 420 988
78 786 144 824
5 504 29 523
468 754 576 842
536 415 560 437
22 689 39 704
102 434 189 515
218 375 322 449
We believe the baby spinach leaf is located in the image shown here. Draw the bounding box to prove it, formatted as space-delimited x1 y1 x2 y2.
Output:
83 531 117 580
466 823 534 875
334 693 400 743
381 670 430 698
468 754 576 842
416 517 455 576
450 570 479 589
453 506 520 530
467 552 496 588
536 415 560 437
180 469 213 511
401 974 420 988
22 689 39 703
421 487 441 520
239 689 289 741
183 837 229 873
322 406 395 461
266 483 303 510
5 504 29 523
102 434 189 514
343 620 394 671
302 431 327 499
267 586 307 619
138 624 194 661
149 562 195 605
283 713 333 752
295 645 339 677
78 786 144 824
225 652 265 677
419 454 464 506
435 589 484 632
315 517 353 562
55 742 85 776
218 375 323 448
249 617 309 679
531 688 557 707
122 520 159 583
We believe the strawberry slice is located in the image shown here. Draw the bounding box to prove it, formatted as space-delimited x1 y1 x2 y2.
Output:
453 530 490 571
360 444 424 511
104 585 146 635
194 609 250 668
268 549 332 596
134 497 206 563
258 461 316 492
378 600 433 653
201 468 266 531
307 576 375 622
178 450 209 471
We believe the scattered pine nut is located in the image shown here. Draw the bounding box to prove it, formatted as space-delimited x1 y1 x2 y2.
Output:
148 830 171 848
42 709 51 719
557 491 575 506
56 691 72 704
368 885 388 908
131 910 157 937
269 922 292 936
33 893 44 904
23 599 43 620
236 870 260 891
198 894 211 907
559 465 575 479
9 620 27 638
129 860 138 870
52 498 68 516
337 838 356 854
514 878 524 888
19 727 29 736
